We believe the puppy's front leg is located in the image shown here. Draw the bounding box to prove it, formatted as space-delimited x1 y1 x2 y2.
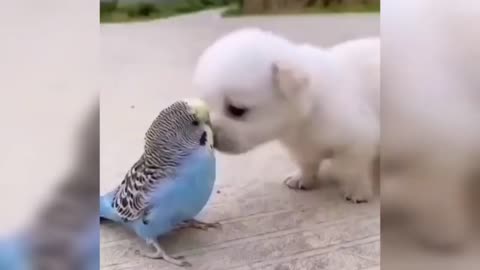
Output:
282 142 321 190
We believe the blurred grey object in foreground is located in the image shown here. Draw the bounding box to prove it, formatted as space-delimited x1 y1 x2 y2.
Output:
0 102 99 270
0 1 98 269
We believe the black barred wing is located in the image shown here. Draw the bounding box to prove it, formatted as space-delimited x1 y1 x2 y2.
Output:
112 156 161 222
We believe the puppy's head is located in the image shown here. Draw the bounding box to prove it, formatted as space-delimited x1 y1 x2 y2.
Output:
193 28 313 154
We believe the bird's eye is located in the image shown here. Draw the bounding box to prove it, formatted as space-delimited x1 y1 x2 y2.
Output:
227 104 248 118
192 120 199 126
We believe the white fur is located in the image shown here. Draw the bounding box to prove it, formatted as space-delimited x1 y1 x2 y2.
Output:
193 28 380 202
381 0 480 249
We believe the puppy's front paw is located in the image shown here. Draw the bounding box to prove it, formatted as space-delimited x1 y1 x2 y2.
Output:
342 184 372 204
283 172 315 190
344 194 369 204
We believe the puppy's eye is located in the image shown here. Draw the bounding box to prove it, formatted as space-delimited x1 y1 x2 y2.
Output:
192 120 199 126
227 104 248 118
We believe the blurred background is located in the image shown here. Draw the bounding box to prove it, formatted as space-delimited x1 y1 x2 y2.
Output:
100 0 380 23
0 1 98 269
0 0 97 235
1 0 479 269
381 0 480 270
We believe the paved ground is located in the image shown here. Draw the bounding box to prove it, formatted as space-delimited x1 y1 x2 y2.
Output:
100 9 380 270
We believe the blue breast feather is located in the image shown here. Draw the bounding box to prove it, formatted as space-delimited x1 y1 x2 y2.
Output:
129 147 216 239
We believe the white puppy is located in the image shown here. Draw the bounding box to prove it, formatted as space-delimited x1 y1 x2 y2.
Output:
193 28 380 203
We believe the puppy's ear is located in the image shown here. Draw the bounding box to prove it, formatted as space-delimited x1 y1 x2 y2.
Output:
271 61 309 100
271 61 313 117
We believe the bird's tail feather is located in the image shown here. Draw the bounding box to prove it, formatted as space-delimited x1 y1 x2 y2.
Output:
99 191 122 223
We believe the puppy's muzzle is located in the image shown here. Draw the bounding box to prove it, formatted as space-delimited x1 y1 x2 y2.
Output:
212 132 219 148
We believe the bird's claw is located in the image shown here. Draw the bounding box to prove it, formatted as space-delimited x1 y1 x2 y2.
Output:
176 219 222 231
137 240 192 267
135 249 191 267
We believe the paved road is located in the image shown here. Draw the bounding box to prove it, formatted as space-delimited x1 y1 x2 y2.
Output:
101 9 380 270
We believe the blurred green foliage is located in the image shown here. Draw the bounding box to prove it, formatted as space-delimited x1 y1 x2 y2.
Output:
224 0 380 16
100 0 379 23
100 0 233 23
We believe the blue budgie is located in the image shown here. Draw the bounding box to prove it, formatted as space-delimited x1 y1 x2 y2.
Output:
100 99 219 267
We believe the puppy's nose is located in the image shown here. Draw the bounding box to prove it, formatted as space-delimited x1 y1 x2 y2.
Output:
208 113 222 148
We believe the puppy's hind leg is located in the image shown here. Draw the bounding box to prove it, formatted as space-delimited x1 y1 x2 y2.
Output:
408 166 472 250
282 141 321 190
332 148 374 203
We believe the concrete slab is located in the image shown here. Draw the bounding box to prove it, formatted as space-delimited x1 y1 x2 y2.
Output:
100 9 380 269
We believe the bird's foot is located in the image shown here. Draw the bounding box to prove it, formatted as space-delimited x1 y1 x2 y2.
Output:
175 219 222 231
136 239 191 267
137 250 191 267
